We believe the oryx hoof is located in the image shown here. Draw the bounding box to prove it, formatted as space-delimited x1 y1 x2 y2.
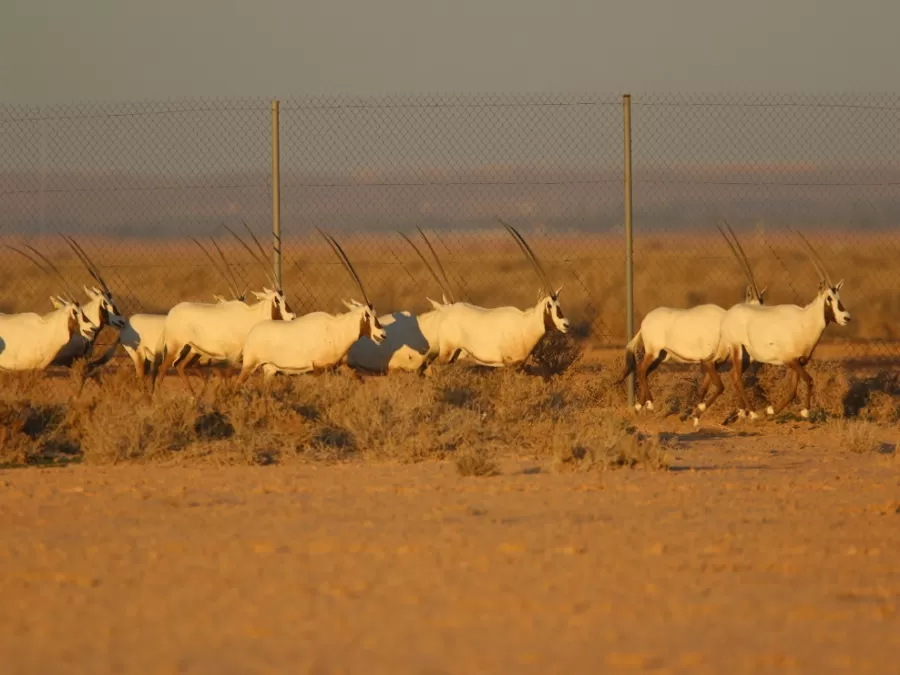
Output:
697 402 707 413
692 416 700 429
800 408 810 419
749 411 759 421
634 403 643 412
645 400 655 412
737 409 747 419
766 406 775 416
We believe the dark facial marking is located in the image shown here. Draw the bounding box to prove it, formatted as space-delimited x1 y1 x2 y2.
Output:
833 289 846 313
543 303 555 331
823 296 836 325
359 312 372 338
271 300 283 321
284 300 294 315
67 310 78 336
555 304 565 320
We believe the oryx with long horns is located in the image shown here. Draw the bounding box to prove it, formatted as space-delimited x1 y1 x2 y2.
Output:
92 236 250 384
238 229 386 382
345 226 458 374
153 222 296 392
0 245 98 371
619 222 767 426
419 218 569 370
716 229 850 421
49 235 127 368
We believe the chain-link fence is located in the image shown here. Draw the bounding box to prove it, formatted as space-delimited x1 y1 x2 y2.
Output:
2 94 899 363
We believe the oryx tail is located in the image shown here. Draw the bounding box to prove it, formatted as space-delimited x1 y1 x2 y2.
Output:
618 329 644 383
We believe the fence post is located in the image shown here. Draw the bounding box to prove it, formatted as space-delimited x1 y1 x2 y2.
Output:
271 99 282 289
623 94 635 409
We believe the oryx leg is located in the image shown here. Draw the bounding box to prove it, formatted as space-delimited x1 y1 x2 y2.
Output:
175 353 197 396
691 361 725 427
729 347 756 420
154 345 181 393
236 359 259 386
635 350 664 412
768 360 813 418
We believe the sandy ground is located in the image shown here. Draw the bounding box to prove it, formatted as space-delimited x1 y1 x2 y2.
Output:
2 429 899 675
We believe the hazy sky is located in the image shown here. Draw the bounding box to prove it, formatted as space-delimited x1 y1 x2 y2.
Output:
3 0 898 104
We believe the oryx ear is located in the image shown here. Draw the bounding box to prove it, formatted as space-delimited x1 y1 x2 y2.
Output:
342 299 355 311
252 290 265 300
834 279 844 291
83 285 95 298
758 286 767 301
554 286 562 298
262 286 273 294
427 297 442 310
213 294 225 302
817 280 827 293
91 285 103 296
441 292 450 305
50 296 64 309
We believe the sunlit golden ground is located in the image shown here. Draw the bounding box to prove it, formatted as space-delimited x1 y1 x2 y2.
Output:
2 227 900 673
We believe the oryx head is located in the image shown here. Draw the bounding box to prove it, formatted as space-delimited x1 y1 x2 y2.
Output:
539 287 569 334
53 298 98 340
252 287 296 322
795 230 850 327
84 285 126 329
743 285 767 306
343 299 386 345
498 218 569 335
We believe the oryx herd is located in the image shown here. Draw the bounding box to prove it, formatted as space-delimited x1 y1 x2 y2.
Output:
1 220 850 427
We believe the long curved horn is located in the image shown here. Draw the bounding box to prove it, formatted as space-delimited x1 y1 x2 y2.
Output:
240 220 280 290
25 244 80 301
209 237 244 300
190 237 240 300
717 221 762 300
793 230 834 287
398 231 454 303
496 217 553 296
222 224 277 289
416 227 455 303
316 228 370 306
59 235 111 295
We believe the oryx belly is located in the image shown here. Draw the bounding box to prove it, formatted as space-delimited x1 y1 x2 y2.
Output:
165 303 262 364
444 305 539 365
245 314 351 372
641 305 724 364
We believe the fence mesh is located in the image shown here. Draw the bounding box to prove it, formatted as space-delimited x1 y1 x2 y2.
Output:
1 93 898 364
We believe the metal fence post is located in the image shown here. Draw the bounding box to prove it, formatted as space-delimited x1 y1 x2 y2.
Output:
271 99 283 289
623 94 635 409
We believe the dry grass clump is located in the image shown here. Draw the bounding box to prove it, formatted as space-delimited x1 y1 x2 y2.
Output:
455 450 501 477
527 331 585 381
551 412 670 472
831 419 884 455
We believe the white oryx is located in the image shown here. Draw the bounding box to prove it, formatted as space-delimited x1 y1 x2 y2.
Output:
418 219 569 371
0 245 98 371
153 223 296 392
346 227 458 374
716 230 851 421
618 222 767 426
94 237 249 385
238 230 386 383
49 235 127 368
